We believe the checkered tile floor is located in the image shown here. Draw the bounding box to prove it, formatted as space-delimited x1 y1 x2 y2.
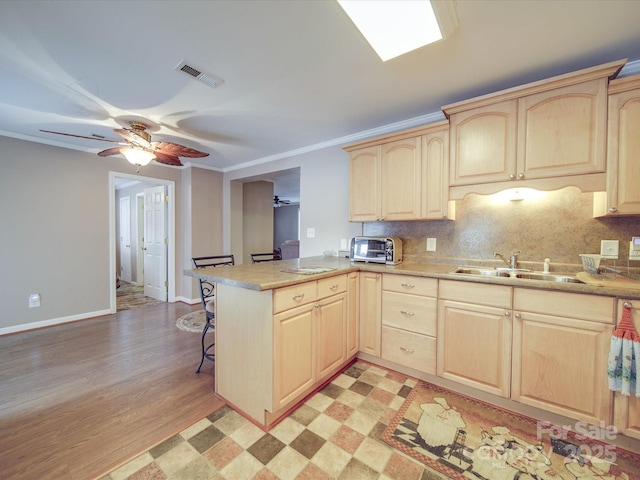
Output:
103 361 450 480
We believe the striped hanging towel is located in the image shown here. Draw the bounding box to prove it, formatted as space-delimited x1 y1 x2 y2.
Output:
607 304 640 396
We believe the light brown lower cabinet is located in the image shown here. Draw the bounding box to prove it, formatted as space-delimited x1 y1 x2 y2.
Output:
437 280 513 397
273 277 348 411
613 298 640 439
215 273 352 428
512 288 614 426
381 274 437 374
359 271 382 357
437 280 615 426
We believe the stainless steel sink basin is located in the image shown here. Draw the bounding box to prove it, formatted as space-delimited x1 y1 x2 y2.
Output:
514 272 584 283
453 267 511 277
452 267 584 284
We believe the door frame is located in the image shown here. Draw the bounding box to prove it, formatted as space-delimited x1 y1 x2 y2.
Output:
108 171 176 313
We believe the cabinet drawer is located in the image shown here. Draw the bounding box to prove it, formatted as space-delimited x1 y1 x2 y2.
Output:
273 281 317 314
382 326 436 374
513 288 614 323
439 279 512 309
382 291 436 336
317 274 347 299
383 274 437 296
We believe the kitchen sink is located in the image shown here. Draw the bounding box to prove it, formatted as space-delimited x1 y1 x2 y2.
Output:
514 272 584 283
452 267 511 277
452 267 584 284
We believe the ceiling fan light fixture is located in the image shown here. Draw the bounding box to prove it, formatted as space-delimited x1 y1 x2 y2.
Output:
121 148 155 168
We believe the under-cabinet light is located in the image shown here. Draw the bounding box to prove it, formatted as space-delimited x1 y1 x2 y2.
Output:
491 188 546 203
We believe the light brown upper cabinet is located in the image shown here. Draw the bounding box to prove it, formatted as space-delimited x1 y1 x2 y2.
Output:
444 59 626 199
346 121 454 222
594 73 640 217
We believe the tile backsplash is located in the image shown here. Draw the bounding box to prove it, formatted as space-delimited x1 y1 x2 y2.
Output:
363 187 640 271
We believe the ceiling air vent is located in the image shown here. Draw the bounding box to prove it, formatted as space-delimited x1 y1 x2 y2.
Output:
174 61 224 88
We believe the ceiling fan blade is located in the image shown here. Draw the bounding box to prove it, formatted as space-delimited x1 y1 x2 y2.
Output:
153 151 183 167
40 130 120 143
152 142 209 158
97 147 125 157
114 128 152 149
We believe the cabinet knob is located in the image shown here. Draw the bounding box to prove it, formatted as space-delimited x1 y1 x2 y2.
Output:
504 311 511 317
609 207 618 213
518 173 525 179
509 174 516 180
515 313 521 319
442 213 447 218
624 301 632 308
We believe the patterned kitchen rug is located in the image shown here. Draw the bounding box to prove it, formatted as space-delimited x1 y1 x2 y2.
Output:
381 381 640 480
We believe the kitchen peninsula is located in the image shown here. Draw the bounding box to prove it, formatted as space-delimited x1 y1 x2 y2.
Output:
187 256 640 438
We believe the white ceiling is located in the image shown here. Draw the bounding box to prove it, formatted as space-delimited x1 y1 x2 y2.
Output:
2 0 640 187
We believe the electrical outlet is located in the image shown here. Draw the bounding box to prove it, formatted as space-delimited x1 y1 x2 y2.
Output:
600 240 619 259
29 293 40 308
306 227 315 238
426 238 436 252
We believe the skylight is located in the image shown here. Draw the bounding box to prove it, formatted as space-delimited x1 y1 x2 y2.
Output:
337 0 456 61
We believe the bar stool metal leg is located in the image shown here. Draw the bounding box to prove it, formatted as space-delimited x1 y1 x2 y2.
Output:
195 314 215 373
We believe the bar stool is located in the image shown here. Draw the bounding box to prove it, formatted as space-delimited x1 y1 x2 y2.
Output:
191 255 235 373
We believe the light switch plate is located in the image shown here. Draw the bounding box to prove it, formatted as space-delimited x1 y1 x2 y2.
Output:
600 240 619 259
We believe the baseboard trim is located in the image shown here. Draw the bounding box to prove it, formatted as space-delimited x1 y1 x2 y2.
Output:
175 296 200 305
0 309 112 336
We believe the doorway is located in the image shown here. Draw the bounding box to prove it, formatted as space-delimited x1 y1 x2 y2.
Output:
109 172 176 313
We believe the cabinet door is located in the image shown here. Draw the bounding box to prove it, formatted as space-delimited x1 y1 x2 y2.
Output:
421 128 452 219
437 299 512 397
449 100 517 186
359 271 381 357
613 299 640 439
517 79 607 179
512 310 613 426
349 146 381 221
346 272 359 357
273 304 315 409
605 84 640 215
381 137 421 220
317 293 347 380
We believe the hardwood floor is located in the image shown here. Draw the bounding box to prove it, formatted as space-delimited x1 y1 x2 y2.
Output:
0 302 224 480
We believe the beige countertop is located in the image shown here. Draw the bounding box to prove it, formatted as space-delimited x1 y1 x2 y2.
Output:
185 255 640 299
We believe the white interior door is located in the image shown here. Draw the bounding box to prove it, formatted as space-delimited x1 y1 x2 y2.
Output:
143 186 167 301
136 194 144 284
119 196 132 283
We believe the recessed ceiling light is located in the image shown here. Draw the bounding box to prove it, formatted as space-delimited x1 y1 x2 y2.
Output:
337 0 457 61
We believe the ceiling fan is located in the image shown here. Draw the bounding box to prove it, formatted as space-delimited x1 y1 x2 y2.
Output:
274 195 291 207
40 121 209 172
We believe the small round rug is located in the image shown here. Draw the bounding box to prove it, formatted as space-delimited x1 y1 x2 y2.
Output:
176 310 208 333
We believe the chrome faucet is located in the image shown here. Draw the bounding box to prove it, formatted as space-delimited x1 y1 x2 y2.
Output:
494 251 520 269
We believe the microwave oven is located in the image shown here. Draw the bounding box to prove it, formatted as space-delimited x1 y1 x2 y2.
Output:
350 236 402 265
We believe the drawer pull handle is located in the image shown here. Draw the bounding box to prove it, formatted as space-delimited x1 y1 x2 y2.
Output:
401 283 415 288
400 347 414 354
400 310 415 316
314 302 322 308
330 284 338 290
292 293 304 301
624 301 632 308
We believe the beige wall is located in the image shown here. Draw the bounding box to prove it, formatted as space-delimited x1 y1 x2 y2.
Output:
0 136 222 332
242 181 274 263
